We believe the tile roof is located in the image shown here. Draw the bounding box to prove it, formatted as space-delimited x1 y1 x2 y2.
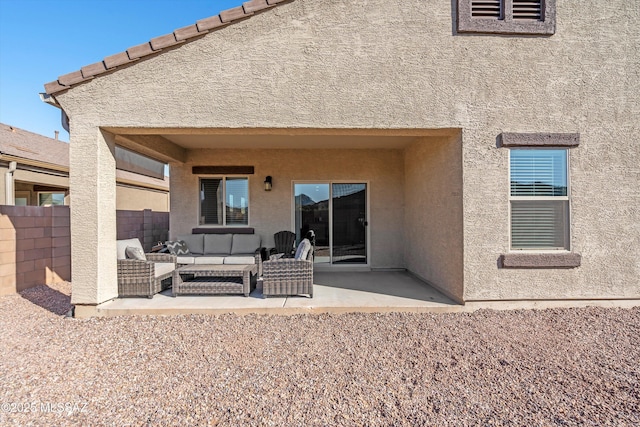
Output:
0 123 69 167
44 0 291 96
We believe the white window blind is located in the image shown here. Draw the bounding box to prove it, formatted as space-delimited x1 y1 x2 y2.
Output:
510 149 569 250
200 179 223 225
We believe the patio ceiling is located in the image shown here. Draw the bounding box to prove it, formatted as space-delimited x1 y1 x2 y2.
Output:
105 127 459 163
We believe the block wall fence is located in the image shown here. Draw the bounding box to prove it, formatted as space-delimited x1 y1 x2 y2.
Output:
115 209 170 252
0 206 169 295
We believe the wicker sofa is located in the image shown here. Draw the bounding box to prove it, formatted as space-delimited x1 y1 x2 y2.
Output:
116 238 176 298
171 233 263 275
262 246 314 298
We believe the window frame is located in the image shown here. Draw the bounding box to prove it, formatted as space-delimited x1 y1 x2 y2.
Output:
14 190 31 206
37 191 66 207
498 132 580 268
457 0 556 35
198 176 250 227
508 148 570 251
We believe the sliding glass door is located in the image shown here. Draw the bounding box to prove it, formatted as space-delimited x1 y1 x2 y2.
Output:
294 183 330 264
294 182 368 265
331 183 367 264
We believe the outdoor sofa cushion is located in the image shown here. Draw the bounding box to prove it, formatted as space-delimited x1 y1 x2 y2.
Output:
176 234 204 254
193 256 225 265
154 262 176 278
231 234 261 254
204 234 233 254
295 239 313 260
224 255 257 265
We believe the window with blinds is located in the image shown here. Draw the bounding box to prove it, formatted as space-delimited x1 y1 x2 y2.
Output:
509 149 569 250
200 177 248 226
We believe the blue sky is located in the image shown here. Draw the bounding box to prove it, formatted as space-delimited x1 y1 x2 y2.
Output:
0 0 245 142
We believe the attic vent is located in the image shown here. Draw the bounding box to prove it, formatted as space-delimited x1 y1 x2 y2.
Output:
513 0 542 20
471 0 502 18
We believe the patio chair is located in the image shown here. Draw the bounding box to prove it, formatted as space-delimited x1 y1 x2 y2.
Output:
117 238 177 298
272 230 296 257
263 240 313 298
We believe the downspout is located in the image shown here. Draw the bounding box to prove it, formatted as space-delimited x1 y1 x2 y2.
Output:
5 161 17 205
39 92 70 132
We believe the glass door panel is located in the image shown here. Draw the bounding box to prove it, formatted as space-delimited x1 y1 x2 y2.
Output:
294 184 330 264
332 183 367 264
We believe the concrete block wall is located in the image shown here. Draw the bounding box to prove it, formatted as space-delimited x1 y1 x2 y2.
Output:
0 205 71 295
116 209 169 252
0 206 169 295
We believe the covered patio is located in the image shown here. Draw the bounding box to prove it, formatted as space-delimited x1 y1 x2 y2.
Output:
79 271 462 318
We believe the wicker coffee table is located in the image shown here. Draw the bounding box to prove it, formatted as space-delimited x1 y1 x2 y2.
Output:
173 264 257 297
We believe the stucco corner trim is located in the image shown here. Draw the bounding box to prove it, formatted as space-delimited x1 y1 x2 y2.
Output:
498 132 580 148
499 253 581 269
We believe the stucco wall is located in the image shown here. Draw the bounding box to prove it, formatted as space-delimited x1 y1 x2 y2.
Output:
170 148 405 269
54 0 639 303
116 186 169 212
404 135 464 302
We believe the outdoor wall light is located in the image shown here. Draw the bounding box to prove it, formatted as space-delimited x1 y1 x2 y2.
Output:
264 176 272 191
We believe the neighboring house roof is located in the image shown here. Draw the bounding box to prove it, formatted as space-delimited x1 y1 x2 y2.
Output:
44 0 290 95
0 123 169 191
0 123 68 169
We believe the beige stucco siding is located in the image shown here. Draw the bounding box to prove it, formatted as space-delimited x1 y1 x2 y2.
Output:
170 148 405 269
116 186 169 212
67 127 118 305
54 0 639 304
404 135 464 303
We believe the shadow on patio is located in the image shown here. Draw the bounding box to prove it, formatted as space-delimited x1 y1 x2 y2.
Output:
313 271 456 304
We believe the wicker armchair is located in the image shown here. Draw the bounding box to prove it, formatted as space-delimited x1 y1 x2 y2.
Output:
117 239 176 298
262 245 313 298
262 259 313 297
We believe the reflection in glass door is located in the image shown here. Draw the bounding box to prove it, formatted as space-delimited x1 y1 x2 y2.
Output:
294 182 368 265
294 184 330 264
332 183 367 264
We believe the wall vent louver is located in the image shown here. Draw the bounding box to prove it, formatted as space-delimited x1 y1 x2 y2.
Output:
471 0 502 18
513 0 543 20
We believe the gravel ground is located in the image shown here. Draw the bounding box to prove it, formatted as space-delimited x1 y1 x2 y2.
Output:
1 283 639 426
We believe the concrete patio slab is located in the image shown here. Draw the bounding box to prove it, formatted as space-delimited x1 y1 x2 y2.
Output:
84 271 463 317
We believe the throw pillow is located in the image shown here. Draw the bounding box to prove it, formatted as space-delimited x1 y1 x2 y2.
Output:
294 239 312 260
166 240 190 256
125 246 147 261
270 253 284 261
